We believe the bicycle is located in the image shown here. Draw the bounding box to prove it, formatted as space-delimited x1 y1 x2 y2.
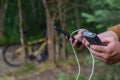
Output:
3 34 48 67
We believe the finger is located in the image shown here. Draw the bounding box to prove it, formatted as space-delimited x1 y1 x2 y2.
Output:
72 39 79 47
74 35 80 40
78 30 84 34
93 55 106 62
102 37 117 43
78 44 85 50
71 38 84 49
74 34 83 41
78 29 87 35
82 38 89 46
105 54 120 64
90 45 106 53
74 34 88 46
74 35 86 49
77 31 85 39
90 49 107 60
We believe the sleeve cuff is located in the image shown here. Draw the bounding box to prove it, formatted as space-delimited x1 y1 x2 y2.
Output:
108 24 120 41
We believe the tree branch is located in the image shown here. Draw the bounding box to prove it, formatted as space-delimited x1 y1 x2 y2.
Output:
42 0 51 19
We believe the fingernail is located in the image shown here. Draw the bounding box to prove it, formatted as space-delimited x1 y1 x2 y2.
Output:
78 35 82 38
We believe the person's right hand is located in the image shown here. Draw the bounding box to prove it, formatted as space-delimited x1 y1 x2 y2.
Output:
89 31 120 64
90 36 120 64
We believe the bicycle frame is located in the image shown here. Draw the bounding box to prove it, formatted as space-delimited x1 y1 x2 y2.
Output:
27 38 47 57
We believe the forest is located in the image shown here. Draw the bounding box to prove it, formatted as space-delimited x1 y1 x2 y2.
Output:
0 0 120 80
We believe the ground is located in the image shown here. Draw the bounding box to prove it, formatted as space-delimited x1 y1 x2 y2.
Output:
0 47 120 80
0 46 90 80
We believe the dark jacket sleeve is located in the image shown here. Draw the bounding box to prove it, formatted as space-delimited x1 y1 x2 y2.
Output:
108 24 120 41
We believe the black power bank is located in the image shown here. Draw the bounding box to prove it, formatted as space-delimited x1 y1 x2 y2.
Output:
83 31 105 45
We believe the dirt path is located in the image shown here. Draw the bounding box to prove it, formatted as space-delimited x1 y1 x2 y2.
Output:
0 47 18 76
17 65 79 80
0 47 92 80
0 47 62 80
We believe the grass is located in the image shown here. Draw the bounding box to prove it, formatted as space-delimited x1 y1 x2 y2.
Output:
57 72 87 80
13 62 36 77
1 52 120 80
13 62 52 79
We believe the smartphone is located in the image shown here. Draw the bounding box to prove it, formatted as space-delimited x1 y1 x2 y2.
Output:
83 31 105 46
54 26 82 46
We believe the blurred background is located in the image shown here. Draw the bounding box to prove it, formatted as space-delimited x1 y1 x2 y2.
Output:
0 0 120 80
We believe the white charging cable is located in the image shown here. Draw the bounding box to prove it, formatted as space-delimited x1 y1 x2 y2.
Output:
69 29 95 80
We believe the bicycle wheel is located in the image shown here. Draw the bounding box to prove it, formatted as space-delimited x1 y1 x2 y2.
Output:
3 43 27 67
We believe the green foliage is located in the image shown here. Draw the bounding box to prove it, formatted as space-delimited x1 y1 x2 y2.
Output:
3 0 46 44
2 0 120 45
81 0 120 32
0 36 7 45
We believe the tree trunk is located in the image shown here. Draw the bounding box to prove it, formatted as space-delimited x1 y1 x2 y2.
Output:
42 0 57 63
0 0 4 36
54 32 60 61
47 19 55 63
74 0 80 29
18 0 26 51
56 0 66 60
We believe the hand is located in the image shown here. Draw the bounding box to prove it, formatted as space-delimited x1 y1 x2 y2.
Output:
71 30 89 50
90 31 120 64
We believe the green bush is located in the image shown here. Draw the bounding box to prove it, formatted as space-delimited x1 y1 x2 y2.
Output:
0 36 7 45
